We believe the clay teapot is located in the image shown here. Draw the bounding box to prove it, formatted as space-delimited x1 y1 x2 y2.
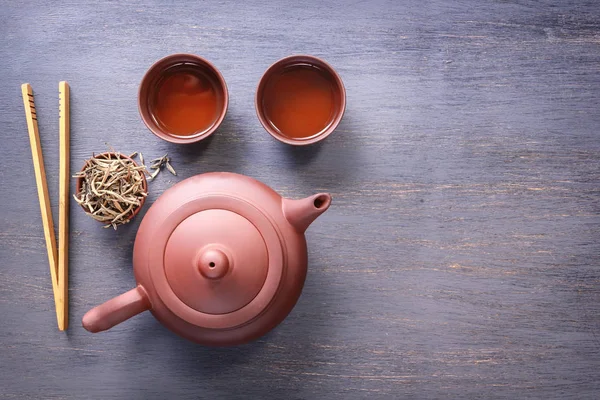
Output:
82 172 331 346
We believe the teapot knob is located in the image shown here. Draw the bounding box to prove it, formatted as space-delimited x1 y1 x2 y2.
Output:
197 246 230 279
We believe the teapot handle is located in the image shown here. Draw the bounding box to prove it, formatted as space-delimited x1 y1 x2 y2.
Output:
82 285 151 333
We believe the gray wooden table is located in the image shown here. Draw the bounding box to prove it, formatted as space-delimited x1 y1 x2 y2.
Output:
1 1 599 398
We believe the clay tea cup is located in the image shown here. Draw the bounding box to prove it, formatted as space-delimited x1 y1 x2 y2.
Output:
255 55 346 145
138 54 229 144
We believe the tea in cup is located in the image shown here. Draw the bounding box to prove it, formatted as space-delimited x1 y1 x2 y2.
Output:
255 55 346 145
139 54 228 144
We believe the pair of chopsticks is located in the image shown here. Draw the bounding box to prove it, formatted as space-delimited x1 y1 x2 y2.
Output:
21 82 70 331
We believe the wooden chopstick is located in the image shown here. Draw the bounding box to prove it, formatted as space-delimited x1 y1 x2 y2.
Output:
58 81 70 331
21 82 70 331
21 83 62 328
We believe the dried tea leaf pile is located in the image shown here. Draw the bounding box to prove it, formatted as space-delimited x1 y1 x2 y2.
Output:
148 154 177 180
73 153 148 229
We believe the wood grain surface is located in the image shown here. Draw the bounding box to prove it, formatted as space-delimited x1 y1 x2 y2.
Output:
1 1 599 398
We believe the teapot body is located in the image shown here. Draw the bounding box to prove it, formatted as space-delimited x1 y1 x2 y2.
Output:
83 172 330 346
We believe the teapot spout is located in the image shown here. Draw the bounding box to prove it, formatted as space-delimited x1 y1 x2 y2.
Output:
283 193 331 233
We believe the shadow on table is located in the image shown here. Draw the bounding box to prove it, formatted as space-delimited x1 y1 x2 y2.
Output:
125 270 334 388
281 113 363 190
163 115 249 173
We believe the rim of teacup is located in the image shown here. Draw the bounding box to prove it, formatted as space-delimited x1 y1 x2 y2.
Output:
255 55 346 146
138 53 229 144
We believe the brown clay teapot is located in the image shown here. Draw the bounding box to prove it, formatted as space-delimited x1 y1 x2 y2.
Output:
82 172 331 346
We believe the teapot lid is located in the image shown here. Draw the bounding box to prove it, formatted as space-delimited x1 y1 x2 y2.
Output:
163 209 268 314
143 193 285 330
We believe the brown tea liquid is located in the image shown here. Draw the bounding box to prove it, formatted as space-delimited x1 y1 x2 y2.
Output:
150 64 222 136
262 64 336 139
